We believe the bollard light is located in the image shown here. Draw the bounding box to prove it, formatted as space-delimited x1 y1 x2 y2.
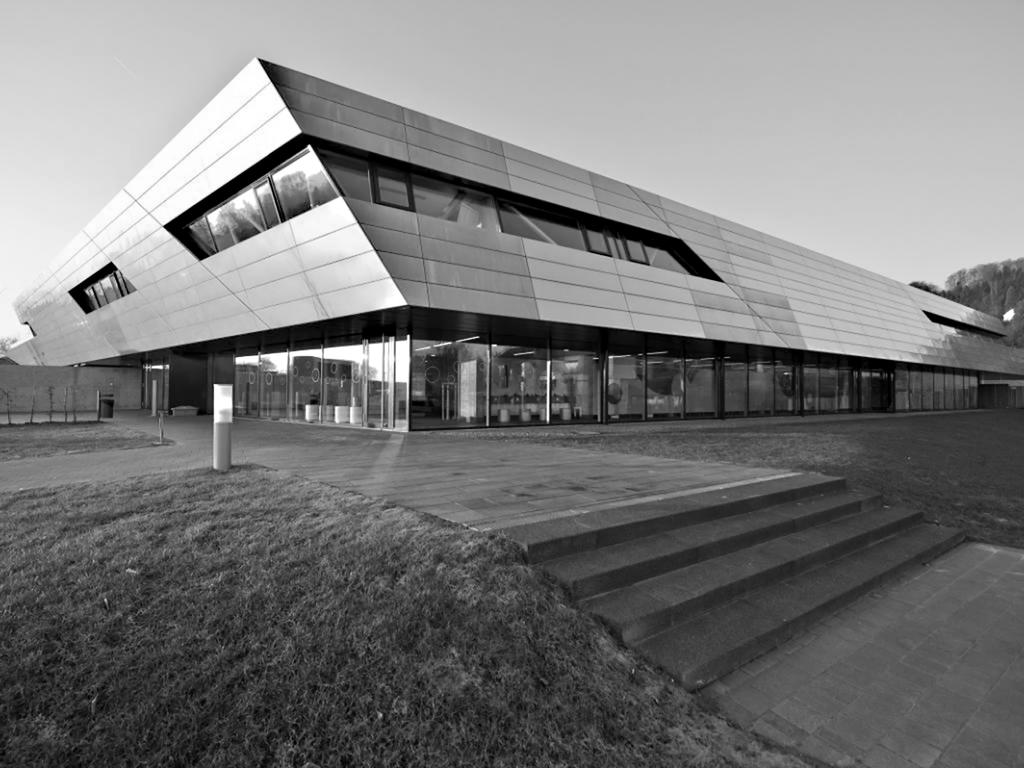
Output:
213 384 232 471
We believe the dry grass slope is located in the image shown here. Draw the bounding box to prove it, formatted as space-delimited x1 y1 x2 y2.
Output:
0 467 808 768
0 423 157 461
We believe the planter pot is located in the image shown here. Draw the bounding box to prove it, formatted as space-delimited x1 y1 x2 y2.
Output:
498 408 510 424
334 405 349 424
304 405 320 422
349 405 363 425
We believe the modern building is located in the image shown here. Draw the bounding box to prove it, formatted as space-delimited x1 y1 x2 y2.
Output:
10 59 1024 429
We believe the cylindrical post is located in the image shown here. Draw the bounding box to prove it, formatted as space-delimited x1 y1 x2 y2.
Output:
151 380 158 417
213 384 232 472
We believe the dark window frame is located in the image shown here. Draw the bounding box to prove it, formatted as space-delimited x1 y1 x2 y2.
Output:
371 164 414 211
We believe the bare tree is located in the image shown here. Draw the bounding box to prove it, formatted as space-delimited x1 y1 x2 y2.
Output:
28 387 37 424
0 335 17 356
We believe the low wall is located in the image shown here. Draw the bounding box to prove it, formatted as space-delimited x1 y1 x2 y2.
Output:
0 364 142 417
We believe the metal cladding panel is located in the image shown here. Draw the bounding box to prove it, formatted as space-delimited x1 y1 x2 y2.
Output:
404 126 508 173
16 59 1024 379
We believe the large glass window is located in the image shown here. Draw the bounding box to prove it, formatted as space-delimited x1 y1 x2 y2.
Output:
837 360 854 412
684 340 716 418
909 367 923 411
321 150 373 202
491 343 549 424
803 354 820 414
818 356 837 413
894 365 909 411
723 344 747 416
774 350 797 414
233 354 260 417
955 370 965 409
645 339 685 420
323 342 363 425
497 201 586 251
272 151 338 220
290 347 323 422
411 175 499 231
945 369 955 410
607 344 645 421
259 351 289 419
412 336 488 428
551 347 600 423
366 338 392 428
748 346 773 416
921 368 934 410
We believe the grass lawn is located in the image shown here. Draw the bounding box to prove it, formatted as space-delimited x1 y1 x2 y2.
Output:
0 467 807 768
0 423 158 461
473 411 1024 548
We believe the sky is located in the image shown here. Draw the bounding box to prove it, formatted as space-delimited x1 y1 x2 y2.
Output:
1 0 1022 343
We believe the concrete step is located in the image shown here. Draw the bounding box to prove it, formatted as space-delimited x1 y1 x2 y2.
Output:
583 504 922 643
505 473 847 563
543 489 881 600
636 522 964 690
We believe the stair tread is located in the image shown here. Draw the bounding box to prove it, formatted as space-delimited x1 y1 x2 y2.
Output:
582 504 921 628
636 523 962 689
544 489 878 586
504 473 846 562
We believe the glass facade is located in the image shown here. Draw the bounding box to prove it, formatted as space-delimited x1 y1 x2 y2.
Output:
684 340 717 418
607 339 645 421
723 344 747 417
645 339 685 420
491 343 549 424
774 350 798 415
747 346 773 416
225 328 984 431
411 337 488 428
551 346 601 423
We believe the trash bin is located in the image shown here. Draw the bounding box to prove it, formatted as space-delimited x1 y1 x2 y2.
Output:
99 395 114 418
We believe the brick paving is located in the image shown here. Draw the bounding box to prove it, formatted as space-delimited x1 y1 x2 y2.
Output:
704 543 1024 768
0 412 790 530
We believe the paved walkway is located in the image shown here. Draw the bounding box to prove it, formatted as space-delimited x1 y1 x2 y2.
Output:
0 412 790 530
4 412 1023 767
705 543 1024 768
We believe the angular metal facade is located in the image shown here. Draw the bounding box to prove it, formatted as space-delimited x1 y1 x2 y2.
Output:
11 59 1024 381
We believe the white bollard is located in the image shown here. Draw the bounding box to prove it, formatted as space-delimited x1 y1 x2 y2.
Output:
213 384 232 472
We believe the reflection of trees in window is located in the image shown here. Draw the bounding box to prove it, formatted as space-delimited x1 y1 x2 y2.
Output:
208 189 266 251
272 153 338 219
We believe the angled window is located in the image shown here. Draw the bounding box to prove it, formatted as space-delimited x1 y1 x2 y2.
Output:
374 165 413 209
583 226 611 255
272 151 338 219
321 150 372 202
497 201 586 250
623 238 648 264
254 181 281 228
171 140 722 283
186 218 216 257
70 264 136 314
209 188 267 251
176 148 339 260
411 174 499 230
